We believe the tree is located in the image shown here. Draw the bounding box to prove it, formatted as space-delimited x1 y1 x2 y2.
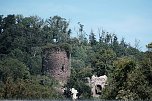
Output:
89 29 96 46
0 15 16 54
0 58 30 83
46 16 70 43
101 56 152 100
65 68 92 99
90 48 116 76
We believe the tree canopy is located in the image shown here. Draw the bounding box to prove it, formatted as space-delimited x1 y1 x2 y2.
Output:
0 14 152 100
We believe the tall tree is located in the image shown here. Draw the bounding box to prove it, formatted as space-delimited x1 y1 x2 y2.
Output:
89 29 96 46
46 16 70 43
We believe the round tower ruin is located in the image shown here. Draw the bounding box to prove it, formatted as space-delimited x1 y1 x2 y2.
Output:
42 45 71 86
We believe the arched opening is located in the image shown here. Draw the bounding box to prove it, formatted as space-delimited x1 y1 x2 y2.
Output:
95 85 102 95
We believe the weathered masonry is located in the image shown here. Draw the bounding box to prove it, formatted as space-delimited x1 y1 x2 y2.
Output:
42 46 71 86
90 75 108 97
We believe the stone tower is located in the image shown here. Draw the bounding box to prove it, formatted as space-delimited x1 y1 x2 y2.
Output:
42 46 71 86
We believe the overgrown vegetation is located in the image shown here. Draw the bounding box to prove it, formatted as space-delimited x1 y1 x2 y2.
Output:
0 14 152 100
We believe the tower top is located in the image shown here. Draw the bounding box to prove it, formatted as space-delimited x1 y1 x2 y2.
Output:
42 43 71 56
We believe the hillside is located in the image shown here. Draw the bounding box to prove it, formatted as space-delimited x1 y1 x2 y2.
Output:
0 14 152 100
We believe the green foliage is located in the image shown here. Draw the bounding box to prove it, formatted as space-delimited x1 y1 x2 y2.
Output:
71 59 85 68
147 42 152 48
0 14 152 100
89 30 97 46
0 76 63 99
101 56 152 100
0 58 30 82
0 14 70 99
90 48 116 76
42 43 71 53
66 68 92 99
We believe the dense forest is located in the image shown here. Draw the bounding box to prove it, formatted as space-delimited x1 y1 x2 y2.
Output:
0 14 152 100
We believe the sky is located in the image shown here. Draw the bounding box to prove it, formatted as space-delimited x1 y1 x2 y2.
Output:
0 0 152 51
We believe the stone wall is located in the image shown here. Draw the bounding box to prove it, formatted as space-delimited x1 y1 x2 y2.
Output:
42 47 71 86
90 75 108 97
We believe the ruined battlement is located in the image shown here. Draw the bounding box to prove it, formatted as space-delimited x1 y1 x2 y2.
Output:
91 75 108 97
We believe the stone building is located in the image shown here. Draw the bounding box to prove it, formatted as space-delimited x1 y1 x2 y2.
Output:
90 75 108 97
42 46 71 86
